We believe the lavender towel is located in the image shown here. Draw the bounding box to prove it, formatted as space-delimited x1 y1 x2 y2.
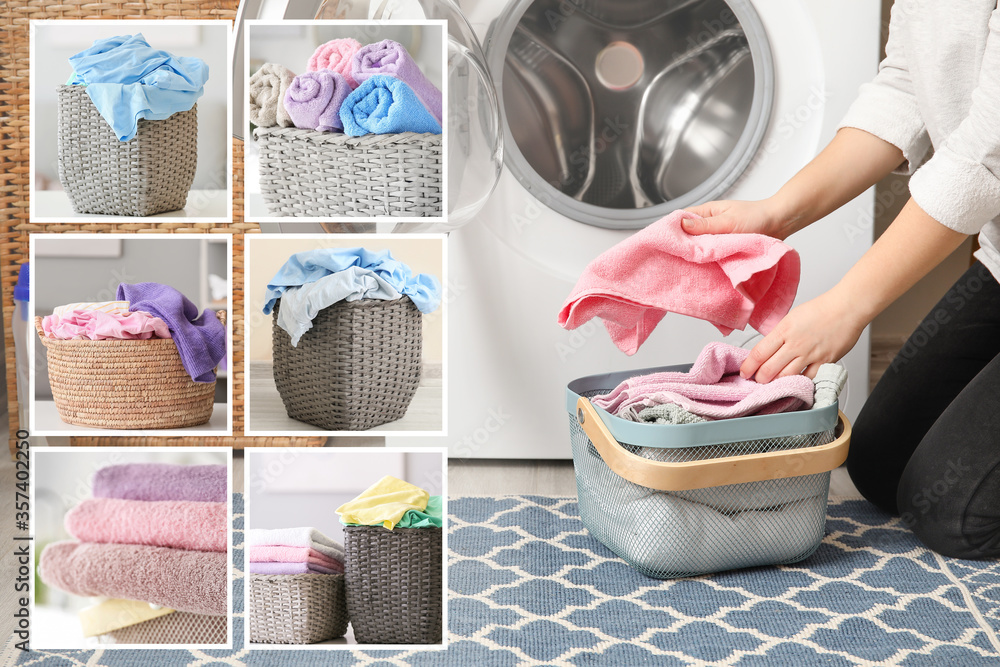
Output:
117 282 226 383
248 561 338 575
93 463 227 503
340 75 442 136
284 70 352 132
351 39 442 121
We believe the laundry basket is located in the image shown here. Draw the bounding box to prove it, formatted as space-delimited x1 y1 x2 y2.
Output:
249 573 349 644
271 299 421 430
254 127 442 217
343 526 443 644
567 363 851 579
98 612 227 645
56 85 198 217
35 311 226 430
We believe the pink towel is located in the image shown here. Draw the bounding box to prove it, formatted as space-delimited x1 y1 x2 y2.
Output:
41 309 171 340
558 210 800 355
65 498 227 553
593 342 815 419
38 541 227 616
248 562 340 575
248 545 342 570
307 38 362 88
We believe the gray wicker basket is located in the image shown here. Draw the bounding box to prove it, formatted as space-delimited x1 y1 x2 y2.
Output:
254 126 442 217
56 84 198 217
98 612 227 645
344 526 443 645
271 298 422 431
249 573 349 644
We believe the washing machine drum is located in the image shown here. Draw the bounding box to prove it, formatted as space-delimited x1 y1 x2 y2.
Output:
488 0 774 229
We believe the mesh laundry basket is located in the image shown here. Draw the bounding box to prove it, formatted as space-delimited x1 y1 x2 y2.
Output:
249 573 349 644
254 127 442 217
271 299 421 430
35 311 226 430
56 85 198 217
567 363 851 579
98 612 227 645
343 526 443 644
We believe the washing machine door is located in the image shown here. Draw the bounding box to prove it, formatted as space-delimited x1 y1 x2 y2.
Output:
486 0 773 230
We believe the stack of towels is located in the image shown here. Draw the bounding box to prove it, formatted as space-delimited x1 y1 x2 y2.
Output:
38 464 229 624
40 283 226 383
337 475 443 530
262 247 442 347
246 528 344 575
249 37 442 136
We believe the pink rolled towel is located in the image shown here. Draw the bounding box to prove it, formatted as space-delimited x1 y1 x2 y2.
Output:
592 342 815 419
284 70 352 132
39 541 227 616
307 37 362 87
65 498 227 553
558 210 800 355
248 545 343 570
351 39 442 122
41 309 171 340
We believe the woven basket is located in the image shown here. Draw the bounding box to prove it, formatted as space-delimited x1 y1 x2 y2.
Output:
254 127 442 217
57 85 198 217
99 611 227 645
343 526 443 645
35 311 226 430
249 573 349 644
271 299 421 431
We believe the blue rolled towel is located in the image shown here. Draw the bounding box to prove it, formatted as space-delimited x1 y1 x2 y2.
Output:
339 75 442 136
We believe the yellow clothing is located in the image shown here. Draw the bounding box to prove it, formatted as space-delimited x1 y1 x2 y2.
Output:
336 476 429 530
78 598 175 637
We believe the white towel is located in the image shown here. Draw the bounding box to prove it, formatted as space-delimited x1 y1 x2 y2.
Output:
245 527 344 561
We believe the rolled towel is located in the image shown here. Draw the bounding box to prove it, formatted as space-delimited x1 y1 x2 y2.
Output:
93 464 227 503
248 545 341 568
248 561 340 575
340 75 442 136
249 63 296 128
39 541 227 616
351 39 442 121
65 498 227 553
307 37 362 87
284 70 352 132
245 527 344 561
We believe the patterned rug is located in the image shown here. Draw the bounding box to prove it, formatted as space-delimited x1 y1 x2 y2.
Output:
10 494 1000 666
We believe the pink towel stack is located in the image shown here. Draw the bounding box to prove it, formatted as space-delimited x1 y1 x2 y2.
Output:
246 527 345 576
38 463 229 616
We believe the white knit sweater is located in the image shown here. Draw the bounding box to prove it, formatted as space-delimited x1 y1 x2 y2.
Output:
839 0 1000 279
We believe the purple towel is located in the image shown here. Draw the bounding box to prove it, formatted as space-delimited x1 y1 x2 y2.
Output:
351 39 442 122
117 282 226 383
248 561 339 575
284 70 352 132
93 463 227 503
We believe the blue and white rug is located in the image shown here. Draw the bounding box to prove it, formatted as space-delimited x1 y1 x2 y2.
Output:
11 494 1000 666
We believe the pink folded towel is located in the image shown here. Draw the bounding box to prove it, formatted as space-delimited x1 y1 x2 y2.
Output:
248 562 339 575
558 210 800 355
593 342 815 419
248 545 342 570
65 498 227 553
39 541 227 616
307 37 362 88
41 309 171 340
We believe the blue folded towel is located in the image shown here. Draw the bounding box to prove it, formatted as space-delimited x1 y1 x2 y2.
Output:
68 34 209 141
339 75 442 136
263 248 441 318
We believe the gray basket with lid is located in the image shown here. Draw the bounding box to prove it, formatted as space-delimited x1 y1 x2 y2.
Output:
567 363 851 579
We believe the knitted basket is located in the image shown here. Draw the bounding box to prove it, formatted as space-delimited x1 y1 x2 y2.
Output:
35 311 226 430
343 526 443 645
99 611 227 645
254 127 442 217
271 299 421 431
56 84 198 217
249 573 349 644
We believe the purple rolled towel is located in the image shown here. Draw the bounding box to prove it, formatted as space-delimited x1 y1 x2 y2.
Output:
93 463 227 503
284 70 352 132
248 561 339 575
351 39 442 122
39 541 227 616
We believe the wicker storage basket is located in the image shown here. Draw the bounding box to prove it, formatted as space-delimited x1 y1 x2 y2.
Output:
254 127 442 217
567 363 852 579
35 311 226 430
271 299 421 431
98 611 227 645
249 573 349 644
56 85 198 217
344 526 443 645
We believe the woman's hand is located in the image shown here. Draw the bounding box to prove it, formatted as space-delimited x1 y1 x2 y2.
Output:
683 198 800 240
742 288 867 383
